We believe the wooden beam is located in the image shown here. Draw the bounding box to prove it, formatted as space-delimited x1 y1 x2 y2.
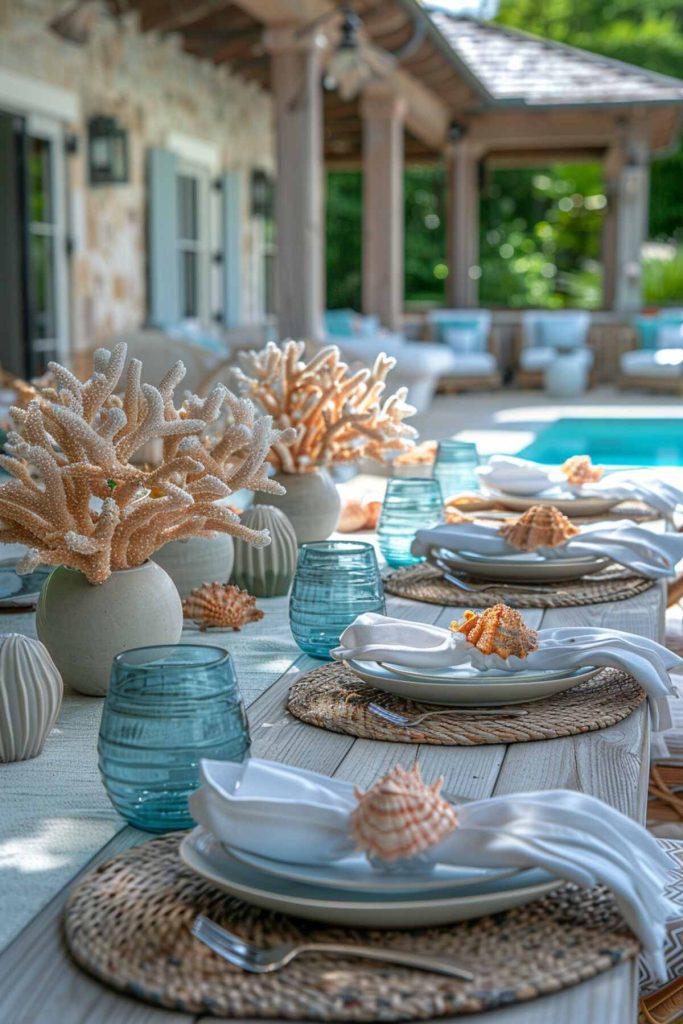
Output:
231 0 330 23
138 0 233 33
383 67 449 151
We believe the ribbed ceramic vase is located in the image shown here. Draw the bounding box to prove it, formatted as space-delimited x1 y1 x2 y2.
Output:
0 633 63 762
152 534 235 598
36 562 183 697
255 469 341 544
232 505 298 597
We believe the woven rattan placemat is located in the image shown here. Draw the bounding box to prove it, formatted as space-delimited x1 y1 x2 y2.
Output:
287 665 645 746
64 833 641 1020
383 562 655 609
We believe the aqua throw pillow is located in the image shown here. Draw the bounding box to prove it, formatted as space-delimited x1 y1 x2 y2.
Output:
325 309 357 338
434 318 485 346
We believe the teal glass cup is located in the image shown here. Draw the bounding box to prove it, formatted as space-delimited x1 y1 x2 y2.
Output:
98 644 250 833
378 477 444 567
432 440 480 501
289 541 385 659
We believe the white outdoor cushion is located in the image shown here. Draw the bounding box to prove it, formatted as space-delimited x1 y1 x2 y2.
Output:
446 352 498 377
443 327 482 354
621 349 683 378
657 324 683 349
520 346 593 372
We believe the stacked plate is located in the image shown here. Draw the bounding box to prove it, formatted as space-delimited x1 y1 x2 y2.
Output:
181 827 558 927
479 484 619 518
346 658 599 706
430 546 610 583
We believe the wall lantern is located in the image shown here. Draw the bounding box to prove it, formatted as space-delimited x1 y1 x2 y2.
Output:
251 169 273 218
88 115 129 185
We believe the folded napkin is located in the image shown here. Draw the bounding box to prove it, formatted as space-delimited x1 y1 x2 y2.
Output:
190 757 678 977
332 613 682 727
411 519 683 578
479 455 683 518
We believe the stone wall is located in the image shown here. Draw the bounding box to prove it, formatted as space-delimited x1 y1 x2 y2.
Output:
0 0 274 354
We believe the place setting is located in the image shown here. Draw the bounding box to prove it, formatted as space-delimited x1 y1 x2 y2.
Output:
63 755 679 1020
286 603 683 745
384 497 683 609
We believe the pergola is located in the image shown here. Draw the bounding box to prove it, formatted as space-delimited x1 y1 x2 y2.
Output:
126 0 683 339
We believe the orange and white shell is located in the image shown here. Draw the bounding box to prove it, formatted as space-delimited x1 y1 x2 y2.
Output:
450 604 538 660
499 504 579 551
394 440 438 466
182 582 264 631
561 455 604 486
444 506 474 525
338 501 369 533
351 764 458 863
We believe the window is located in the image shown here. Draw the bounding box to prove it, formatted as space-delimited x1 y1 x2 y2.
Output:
176 164 210 322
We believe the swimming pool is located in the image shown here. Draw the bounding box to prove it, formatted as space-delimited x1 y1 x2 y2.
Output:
518 418 683 467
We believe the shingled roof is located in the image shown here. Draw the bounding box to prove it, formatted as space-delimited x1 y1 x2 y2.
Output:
428 10 683 109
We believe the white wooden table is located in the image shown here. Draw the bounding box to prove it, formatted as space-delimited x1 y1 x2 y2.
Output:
0 576 666 1024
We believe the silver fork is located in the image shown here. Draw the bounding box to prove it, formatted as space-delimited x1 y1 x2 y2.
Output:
369 702 528 729
192 914 474 980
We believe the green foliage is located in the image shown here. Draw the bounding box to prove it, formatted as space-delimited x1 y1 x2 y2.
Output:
325 171 362 310
643 249 683 305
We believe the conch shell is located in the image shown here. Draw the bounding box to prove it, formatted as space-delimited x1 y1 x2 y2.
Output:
444 506 474 525
394 440 437 466
499 504 579 551
351 764 458 864
450 604 538 660
561 455 604 486
182 582 264 631
338 499 383 533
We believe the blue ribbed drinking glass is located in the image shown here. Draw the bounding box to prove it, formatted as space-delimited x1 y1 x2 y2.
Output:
289 541 385 659
98 644 250 833
378 477 444 567
432 440 480 501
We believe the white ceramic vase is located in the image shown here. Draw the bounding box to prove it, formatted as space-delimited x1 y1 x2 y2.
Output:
0 633 63 763
36 562 183 697
256 469 341 544
152 534 235 598
232 505 298 597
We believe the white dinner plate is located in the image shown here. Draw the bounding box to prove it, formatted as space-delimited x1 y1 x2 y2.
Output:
346 658 599 706
229 846 519 894
481 486 620 517
180 828 559 928
432 547 610 583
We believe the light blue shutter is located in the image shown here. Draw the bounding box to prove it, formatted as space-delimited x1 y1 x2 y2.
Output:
147 148 180 327
222 170 242 328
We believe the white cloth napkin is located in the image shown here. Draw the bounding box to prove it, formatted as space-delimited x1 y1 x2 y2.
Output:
411 519 683 578
479 455 683 518
190 757 678 978
332 613 682 728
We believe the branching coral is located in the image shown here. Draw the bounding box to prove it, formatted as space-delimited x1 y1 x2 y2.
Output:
233 341 417 473
0 344 295 584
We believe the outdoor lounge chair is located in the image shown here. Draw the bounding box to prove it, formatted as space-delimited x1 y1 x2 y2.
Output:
424 309 501 393
619 312 683 395
513 310 593 388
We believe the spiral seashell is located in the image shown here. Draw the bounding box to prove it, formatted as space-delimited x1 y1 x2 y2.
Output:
364 501 382 530
450 604 538 660
182 582 263 631
444 506 474 524
351 763 458 863
338 501 369 533
499 504 579 551
561 455 604 486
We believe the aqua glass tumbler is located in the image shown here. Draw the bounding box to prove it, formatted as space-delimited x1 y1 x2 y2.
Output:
433 440 480 501
98 644 249 833
289 541 385 659
378 477 444 567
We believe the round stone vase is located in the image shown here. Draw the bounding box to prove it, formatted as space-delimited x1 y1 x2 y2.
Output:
36 562 183 697
152 534 235 598
255 469 341 545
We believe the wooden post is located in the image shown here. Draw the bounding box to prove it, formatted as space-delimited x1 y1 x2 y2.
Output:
603 131 650 313
447 138 481 308
265 26 324 340
361 88 406 331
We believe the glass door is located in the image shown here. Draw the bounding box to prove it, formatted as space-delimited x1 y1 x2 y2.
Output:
176 162 211 324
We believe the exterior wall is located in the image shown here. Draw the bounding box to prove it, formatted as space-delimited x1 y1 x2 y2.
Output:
0 0 273 353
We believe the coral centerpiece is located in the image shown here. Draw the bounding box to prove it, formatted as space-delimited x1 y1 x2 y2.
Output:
234 341 417 542
0 344 294 694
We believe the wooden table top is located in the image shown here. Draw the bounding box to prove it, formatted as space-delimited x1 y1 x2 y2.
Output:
0 570 665 1024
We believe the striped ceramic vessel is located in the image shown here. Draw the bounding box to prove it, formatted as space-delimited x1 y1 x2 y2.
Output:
232 505 298 597
0 633 63 763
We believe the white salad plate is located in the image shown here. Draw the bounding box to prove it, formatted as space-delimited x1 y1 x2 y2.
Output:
480 486 619 517
432 547 610 583
180 828 558 928
229 846 519 894
346 658 599 706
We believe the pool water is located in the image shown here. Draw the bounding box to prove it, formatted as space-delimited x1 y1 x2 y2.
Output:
518 418 683 467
